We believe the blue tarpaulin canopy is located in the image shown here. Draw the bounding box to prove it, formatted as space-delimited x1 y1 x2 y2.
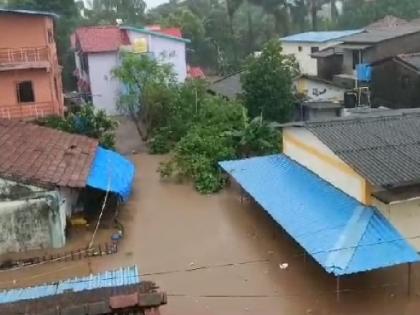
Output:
87 147 135 202
220 155 419 276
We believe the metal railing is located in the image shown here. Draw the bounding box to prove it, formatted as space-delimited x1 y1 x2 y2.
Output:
0 47 49 64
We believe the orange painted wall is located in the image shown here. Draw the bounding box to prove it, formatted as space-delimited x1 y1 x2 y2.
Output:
0 15 47 48
0 70 56 119
0 13 63 119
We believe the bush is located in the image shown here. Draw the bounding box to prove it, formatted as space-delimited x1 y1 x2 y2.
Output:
37 104 118 149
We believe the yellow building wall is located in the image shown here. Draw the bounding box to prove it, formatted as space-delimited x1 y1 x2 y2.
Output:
283 127 372 204
373 197 420 250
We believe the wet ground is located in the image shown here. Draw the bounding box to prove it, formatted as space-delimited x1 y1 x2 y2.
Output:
1 118 420 314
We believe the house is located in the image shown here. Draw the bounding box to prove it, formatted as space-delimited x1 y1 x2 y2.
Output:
0 119 135 254
370 53 420 108
208 72 243 100
72 25 190 115
294 74 345 102
280 30 363 76
0 265 167 315
220 110 420 287
331 21 420 85
0 9 64 120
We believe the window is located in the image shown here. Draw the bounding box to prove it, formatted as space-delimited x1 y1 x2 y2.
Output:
401 75 410 90
298 46 303 52
311 46 319 53
352 50 362 69
17 81 35 103
48 29 54 43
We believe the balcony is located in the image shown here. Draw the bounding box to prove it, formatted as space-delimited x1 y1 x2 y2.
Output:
0 47 50 71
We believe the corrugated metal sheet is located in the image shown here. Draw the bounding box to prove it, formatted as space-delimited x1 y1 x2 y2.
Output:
220 155 419 276
87 147 135 202
306 111 420 188
0 8 59 18
281 30 363 43
0 265 140 305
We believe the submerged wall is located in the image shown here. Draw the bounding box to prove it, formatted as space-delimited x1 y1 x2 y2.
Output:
0 178 70 254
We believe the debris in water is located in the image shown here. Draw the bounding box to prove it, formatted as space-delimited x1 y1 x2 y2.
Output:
279 263 289 270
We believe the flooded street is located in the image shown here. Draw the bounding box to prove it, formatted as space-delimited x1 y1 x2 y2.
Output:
1 126 420 314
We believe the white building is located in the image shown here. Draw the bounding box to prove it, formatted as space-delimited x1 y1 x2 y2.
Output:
281 30 362 76
72 25 190 115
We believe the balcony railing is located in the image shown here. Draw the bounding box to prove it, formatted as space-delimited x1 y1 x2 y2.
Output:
0 47 49 65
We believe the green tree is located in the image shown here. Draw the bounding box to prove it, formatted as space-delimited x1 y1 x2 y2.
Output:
7 0 80 90
113 53 176 140
38 104 118 149
83 0 146 26
338 0 420 29
241 40 296 123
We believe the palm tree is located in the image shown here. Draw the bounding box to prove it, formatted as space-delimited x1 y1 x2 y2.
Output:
249 0 290 35
225 0 244 64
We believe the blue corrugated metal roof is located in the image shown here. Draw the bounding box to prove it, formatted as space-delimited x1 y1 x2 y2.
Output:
87 147 135 202
0 8 59 19
281 30 364 43
220 155 419 276
0 265 139 305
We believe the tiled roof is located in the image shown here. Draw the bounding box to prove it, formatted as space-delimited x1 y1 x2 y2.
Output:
304 109 420 188
220 155 419 276
0 119 98 188
75 26 125 53
341 24 420 44
209 72 243 99
155 27 183 38
397 53 420 70
187 66 205 79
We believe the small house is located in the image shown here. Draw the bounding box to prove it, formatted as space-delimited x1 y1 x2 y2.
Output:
0 119 134 254
221 109 420 284
72 25 190 115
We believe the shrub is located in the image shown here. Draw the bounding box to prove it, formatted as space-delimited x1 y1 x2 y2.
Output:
37 104 118 149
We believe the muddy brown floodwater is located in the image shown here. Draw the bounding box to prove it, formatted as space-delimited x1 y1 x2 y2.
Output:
1 152 420 314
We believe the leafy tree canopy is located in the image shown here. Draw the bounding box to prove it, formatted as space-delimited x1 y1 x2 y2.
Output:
241 40 297 123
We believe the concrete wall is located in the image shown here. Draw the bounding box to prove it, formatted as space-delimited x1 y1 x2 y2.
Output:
0 14 63 119
373 197 420 250
0 179 78 254
0 69 57 119
283 127 371 204
282 41 339 76
342 31 420 74
294 77 345 102
88 52 120 115
0 14 47 48
126 30 187 82
372 59 420 108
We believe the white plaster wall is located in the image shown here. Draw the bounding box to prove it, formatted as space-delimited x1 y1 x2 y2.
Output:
283 127 367 203
88 52 120 115
294 78 345 102
374 197 420 250
282 41 339 76
126 30 187 82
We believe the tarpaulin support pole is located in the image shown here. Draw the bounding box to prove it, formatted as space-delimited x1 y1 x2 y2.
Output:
408 263 412 297
240 186 244 204
336 277 340 303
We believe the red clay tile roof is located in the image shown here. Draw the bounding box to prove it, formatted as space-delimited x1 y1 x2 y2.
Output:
75 26 124 53
0 119 98 188
187 66 205 79
155 27 183 38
